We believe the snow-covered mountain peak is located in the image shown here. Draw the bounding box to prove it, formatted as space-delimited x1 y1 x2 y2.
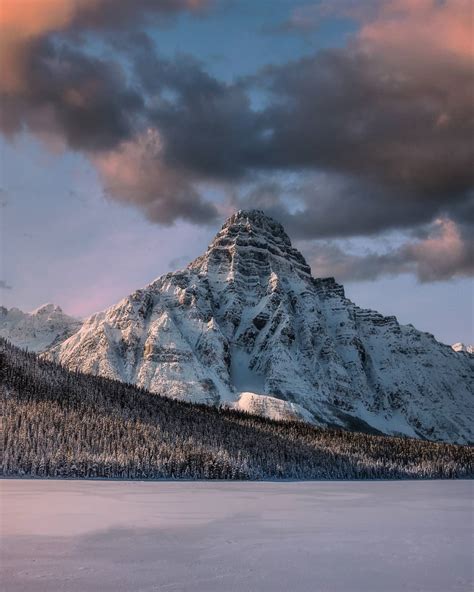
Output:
10 210 473 444
222 209 289 238
188 209 312 284
32 303 63 315
452 342 474 355
0 304 81 352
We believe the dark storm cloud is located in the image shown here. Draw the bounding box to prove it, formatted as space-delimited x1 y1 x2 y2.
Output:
304 220 474 283
148 42 471 237
119 33 263 178
0 0 472 253
3 30 471 233
234 176 435 240
115 19 473 238
0 38 144 150
93 129 220 225
258 49 473 198
0 0 216 224
0 0 208 150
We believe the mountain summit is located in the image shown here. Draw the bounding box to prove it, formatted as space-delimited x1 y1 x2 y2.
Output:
0 304 80 353
190 209 312 280
10 210 474 443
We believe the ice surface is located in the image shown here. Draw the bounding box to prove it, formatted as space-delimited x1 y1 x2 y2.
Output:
1 479 472 592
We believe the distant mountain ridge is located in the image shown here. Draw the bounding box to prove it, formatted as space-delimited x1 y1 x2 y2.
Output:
0 303 80 353
2 210 473 444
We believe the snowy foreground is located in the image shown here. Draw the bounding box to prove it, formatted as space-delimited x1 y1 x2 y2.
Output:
1 480 472 592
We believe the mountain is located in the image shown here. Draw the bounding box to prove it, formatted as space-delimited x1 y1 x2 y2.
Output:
0 303 81 353
41 210 474 445
2 338 471 480
452 342 474 355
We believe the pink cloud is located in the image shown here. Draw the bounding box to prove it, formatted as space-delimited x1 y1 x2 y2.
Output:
407 218 473 281
93 129 218 224
0 0 210 93
360 0 473 60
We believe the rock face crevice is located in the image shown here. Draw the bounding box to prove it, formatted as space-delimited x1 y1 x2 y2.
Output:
12 210 474 443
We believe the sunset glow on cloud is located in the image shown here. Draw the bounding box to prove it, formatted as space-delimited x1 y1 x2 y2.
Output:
360 0 473 60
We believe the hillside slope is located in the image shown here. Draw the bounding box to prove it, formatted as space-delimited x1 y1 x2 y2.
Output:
2 339 472 480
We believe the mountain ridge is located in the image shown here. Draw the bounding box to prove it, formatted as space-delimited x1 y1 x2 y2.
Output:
452 342 474 355
0 303 81 353
2 210 473 443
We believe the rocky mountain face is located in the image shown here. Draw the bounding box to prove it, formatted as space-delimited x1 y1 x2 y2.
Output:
452 342 474 355
37 210 473 444
0 303 81 353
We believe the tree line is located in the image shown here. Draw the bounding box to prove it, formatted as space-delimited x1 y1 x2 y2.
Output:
1 338 472 480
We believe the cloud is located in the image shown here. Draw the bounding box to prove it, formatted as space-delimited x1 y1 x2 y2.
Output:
405 218 474 282
0 39 144 150
0 0 215 225
279 0 473 59
94 129 219 224
259 46 472 198
0 0 473 253
0 280 13 291
253 1 473 217
304 218 474 282
234 175 435 240
273 1 380 33
0 0 210 94
131 0 472 236
359 0 473 61
228 0 473 241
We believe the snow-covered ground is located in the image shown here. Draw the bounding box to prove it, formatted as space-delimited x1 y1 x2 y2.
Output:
1 480 472 592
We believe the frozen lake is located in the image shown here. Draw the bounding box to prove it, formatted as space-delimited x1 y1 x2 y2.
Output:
1 480 472 592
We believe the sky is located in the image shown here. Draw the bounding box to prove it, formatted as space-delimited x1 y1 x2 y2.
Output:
0 0 473 345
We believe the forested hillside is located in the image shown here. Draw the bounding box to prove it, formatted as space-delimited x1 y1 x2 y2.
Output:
1 339 472 480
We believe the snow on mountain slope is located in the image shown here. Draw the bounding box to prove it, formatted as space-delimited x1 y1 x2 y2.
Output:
0 304 81 353
44 210 474 444
452 342 474 355
232 392 316 423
